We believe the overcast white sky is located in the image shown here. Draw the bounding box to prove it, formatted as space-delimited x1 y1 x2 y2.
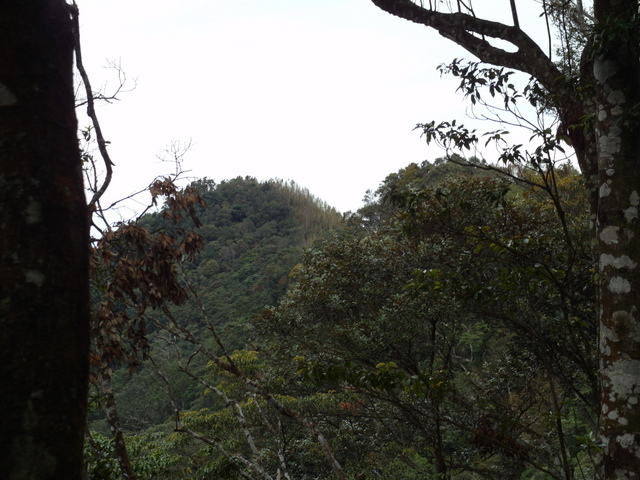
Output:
77 0 550 215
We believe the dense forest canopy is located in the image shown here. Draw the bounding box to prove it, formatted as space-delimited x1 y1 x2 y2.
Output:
89 177 343 433
364 2 640 477
83 159 597 480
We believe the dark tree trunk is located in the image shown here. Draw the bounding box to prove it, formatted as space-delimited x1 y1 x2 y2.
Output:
0 1 90 479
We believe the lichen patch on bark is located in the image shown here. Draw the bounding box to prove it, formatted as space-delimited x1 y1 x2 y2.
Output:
597 125 623 167
24 270 45 288
603 358 640 401
600 254 637 269
609 276 631 294
594 58 619 83
602 323 617 342
618 434 636 449
599 106 608 121
613 469 634 480
607 89 627 116
624 206 638 223
23 198 42 224
600 226 620 244
0 83 17 106
611 310 640 341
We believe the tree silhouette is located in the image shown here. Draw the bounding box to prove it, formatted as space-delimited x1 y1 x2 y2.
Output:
0 1 90 479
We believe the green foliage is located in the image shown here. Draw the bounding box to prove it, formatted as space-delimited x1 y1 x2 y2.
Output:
253 164 596 479
84 433 119 480
438 60 519 108
171 177 344 348
84 431 183 480
96 176 344 433
90 163 597 480
353 157 493 232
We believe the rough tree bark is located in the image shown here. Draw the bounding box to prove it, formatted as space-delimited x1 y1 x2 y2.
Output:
0 1 90 479
593 2 640 478
369 0 640 478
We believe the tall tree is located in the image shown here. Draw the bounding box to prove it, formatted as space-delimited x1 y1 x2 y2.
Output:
255 165 595 480
0 1 89 479
369 1 640 477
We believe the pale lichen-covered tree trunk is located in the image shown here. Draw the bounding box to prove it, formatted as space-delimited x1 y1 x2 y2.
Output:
0 1 90 479
593 1 640 478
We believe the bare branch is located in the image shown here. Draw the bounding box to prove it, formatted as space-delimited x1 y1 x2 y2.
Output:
75 59 135 108
542 0 553 60
510 0 520 29
69 3 115 213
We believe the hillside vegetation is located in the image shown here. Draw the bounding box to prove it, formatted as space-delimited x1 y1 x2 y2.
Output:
90 176 344 433
87 160 596 480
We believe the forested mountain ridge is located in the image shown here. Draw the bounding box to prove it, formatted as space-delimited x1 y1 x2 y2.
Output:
90 176 345 433
154 177 343 345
